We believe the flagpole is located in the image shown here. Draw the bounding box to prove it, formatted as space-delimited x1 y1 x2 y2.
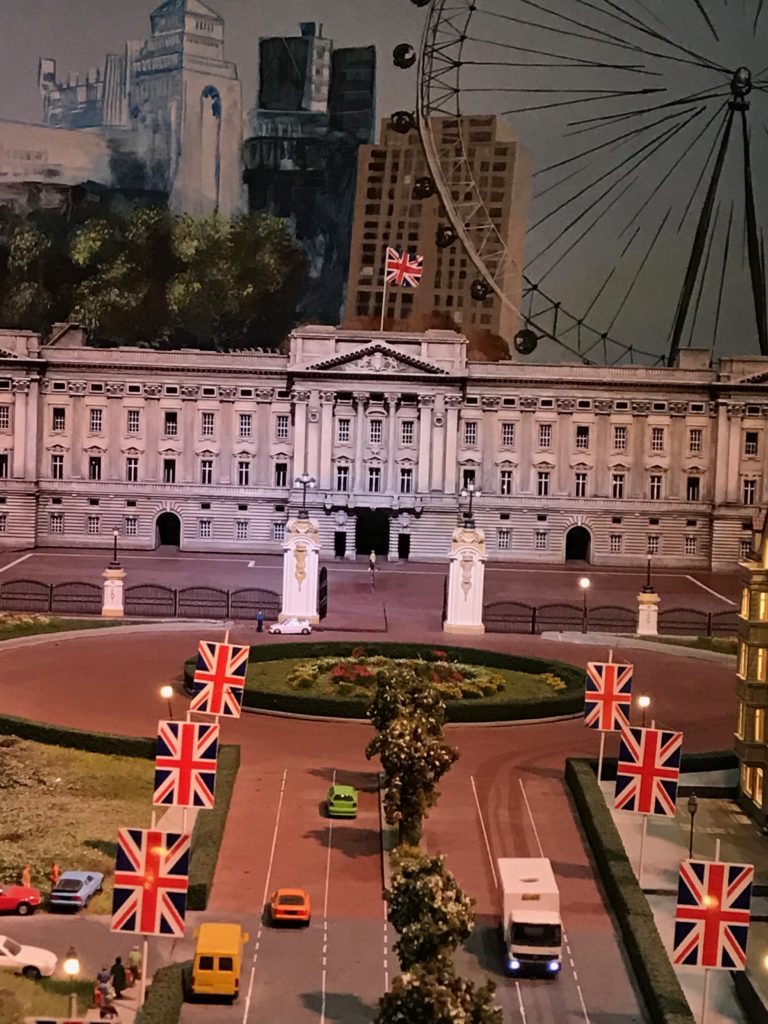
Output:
638 814 648 888
597 731 606 783
139 937 149 1006
701 967 711 1024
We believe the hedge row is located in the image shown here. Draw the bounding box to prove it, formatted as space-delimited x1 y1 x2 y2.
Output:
565 758 695 1024
0 712 155 759
136 961 188 1024
581 749 738 782
188 743 240 910
183 642 584 722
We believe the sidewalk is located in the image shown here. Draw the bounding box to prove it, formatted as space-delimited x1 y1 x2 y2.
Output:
598 771 768 1023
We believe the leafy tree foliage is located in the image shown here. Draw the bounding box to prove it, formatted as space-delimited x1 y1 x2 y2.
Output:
376 965 502 1024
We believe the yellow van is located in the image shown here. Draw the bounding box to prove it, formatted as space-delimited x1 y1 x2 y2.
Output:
190 922 249 1001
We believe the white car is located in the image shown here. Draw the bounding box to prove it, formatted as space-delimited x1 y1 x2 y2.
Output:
0 934 57 979
268 618 312 635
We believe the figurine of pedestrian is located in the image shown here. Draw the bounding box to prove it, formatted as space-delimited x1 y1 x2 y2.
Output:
110 956 127 999
128 945 142 985
256 609 264 632
369 550 377 571
96 964 112 1003
21 864 31 888
50 861 60 886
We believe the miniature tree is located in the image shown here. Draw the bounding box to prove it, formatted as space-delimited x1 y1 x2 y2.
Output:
375 964 502 1024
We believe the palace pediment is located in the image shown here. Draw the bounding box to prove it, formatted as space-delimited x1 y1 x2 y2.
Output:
305 343 448 376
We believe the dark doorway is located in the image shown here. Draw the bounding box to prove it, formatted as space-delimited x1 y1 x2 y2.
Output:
565 525 591 562
156 511 181 548
355 509 390 558
334 531 347 558
397 533 411 561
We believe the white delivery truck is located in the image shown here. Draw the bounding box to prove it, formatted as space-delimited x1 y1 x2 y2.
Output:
497 857 562 977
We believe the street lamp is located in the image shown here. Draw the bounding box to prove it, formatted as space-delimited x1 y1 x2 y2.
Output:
294 473 317 519
642 554 655 593
578 576 591 633
638 693 651 727
110 528 120 568
460 483 482 528
63 946 80 1018
687 791 699 859
160 684 174 720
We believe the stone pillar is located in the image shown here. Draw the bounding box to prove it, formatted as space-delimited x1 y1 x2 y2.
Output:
180 385 198 484
318 392 335 490
69 382 87 479
443 525 487 635
714 401 729 504
292 390 310 478
417 395 434 493
726 405 743 502
255 388 274 485
430 397 446 492
105 382 125 481
102 565 126 618
353 392 367 491
11 380 29 478
444 396 461 494
279 517 320 624
636 589 660 636
306 391 321 482
479 396 500 493
386 393 398 494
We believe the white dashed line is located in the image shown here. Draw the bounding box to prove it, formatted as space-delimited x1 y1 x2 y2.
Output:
320 769 336 1024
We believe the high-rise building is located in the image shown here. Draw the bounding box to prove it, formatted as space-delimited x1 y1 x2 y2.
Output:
344 115 531 347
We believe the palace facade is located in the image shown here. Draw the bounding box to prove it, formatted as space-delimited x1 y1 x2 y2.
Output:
0 323 767 569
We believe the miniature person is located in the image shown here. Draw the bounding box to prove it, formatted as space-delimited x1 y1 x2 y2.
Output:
127 945 142 985
369 550 377 570
50 861 60 886
97 964 112 1003
21 864 31 888
256 609 264 633
110 956 127 999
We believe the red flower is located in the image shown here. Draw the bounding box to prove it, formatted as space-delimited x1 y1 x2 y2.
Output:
431 649 448 661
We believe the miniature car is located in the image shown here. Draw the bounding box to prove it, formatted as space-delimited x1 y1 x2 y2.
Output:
0 884 41 916
0 934 57 979
268 618 312 635
269 888 311 926
49 870 104 911
327 784 358 818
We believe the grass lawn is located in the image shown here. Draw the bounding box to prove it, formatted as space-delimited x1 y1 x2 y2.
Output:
246 658 566 702
637 635 737 655
0 615 140 642
0 974 94 1021
0 736 153 915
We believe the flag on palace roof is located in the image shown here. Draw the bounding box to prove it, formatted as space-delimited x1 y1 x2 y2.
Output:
385 246 424 287
190 639 249 718
584 661 633 732
153 719 219 808
111 828 190 937
614 725 682 816
673 859 753 970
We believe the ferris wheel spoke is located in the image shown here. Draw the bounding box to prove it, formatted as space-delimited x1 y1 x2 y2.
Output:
686 202 722 348
565 85 728 132
460 58 654 71
689 0 720 41
740 106 768 354
495 88 665 116
464 33 656 72
481 8 649 55
675 101 731 232
711 203 736 357
604 209 673 334
754 0 766 35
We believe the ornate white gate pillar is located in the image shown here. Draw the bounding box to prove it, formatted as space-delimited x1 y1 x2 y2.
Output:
280 517 320 624
102 566 126 617
443 525 487 635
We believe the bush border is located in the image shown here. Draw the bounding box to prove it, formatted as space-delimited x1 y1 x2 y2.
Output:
0 712 155 759
136 961 188 1024
183 642 585 722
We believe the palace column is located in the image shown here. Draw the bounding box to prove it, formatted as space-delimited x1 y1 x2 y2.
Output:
68 381 87 479
291 390 310 478
306 391 321 482
353 392 367 491
517 397 537 493
180 384 199 484
105 383 125 481
218 386 238 484
386 393 398 493
726 404 744 502
479 396 500 493
714 401 729 504
417 395 434 493
255 388 274 485
11 380 29 479
318 391 335 491
444 395 462 494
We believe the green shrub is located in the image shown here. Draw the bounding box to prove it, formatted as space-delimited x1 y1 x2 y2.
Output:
136 961 188 1024
187 744 240 910
0 713 154 759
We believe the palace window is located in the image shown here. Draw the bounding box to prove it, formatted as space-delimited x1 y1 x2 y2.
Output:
400 467 413 494
198 519 212 539
613 425 627 451
126 457 139 483
686 476 701 501
274 462 288 487
464 421 478 446
127 409 141 434
501 422 515 446
200 459 213 485
740 538 753 560
462 468 476 489
50 512 64 534
689 428 702 454
235 520 248 541
500 469 513 496
88 456 102 481
538 423 552 448
743 478 758 505
534 530 548 551
51 454 64 479
575 425 590 450
537 470 550 497
336 464 350 491
275 414 290 440
647 535 660 554
610 534 623 553
0 405 9 430
0 513 6 533
497 528 511 550
649 474 662 500
744 431 759 457
575 471 588 498
273 522 286 542
237 461 250 487
685 536 697 556
201 412 215 437
87 515 100 535
52 407 66 431
611 473 625 500
0 454 8 478
163 459 176 484
337 418 351 443
368 466 382 493
239 413 252 439
89 408 103 433
124 516 138 537
370 420 383 444
650 426 665 452
163 411 178 436
401 420 415 445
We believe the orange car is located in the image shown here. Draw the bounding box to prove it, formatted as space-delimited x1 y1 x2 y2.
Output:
269 888 311 926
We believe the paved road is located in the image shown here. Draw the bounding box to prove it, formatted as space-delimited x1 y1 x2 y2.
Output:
0 623 737 1023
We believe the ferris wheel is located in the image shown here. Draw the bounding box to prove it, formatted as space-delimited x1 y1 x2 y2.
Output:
394 0 768 365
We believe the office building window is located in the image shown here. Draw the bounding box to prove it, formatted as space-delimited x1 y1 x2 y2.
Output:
50 512 64 534
462 468 476 489
649 474 662 500
52 407 66 431
368 466 382 493
0 453 8 478
650 426 665 452
501 422 515 446
744 431 759 456
163 459 176 483
273 522 286 542
237 461 250 487
200 459 213 485
275 414 290 440
369 419 383 444
336 464 350 491
743 478 758 505
689 428 702 454
89 408 103 433
537 470 550 497
610 534 623 553
497 528 511 550
87 515 100 535
238 413 252 439
574 471 588 498
740 538 753 561
686 475 701 501
534 530 548 551
575 425 590 450
124 516 138 537
51 454 64 479
538 423 552 448
88 456 102 481
613 425 627 451
127 409 141 434
685 536 697 556
201 412 215 437
0 405 9 430
400 467 413 493
126 457 139 483
164 410 178 436
198 519 212 539
647 535 660 554
274 462 288 487
464 421 478 446
611 473 625 500
235 520 248 541
755 708 765 744
500 469 513 495
337 418 351 443
401 420 415 445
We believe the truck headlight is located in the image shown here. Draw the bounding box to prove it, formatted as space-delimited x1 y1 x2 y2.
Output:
507 959 521 971
547 960 561 973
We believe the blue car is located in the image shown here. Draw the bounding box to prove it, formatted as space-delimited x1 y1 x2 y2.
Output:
49 871 104 911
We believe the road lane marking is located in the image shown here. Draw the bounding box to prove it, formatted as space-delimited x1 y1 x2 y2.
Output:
514 980 527 1022
242 768 288 1024
247 560 255 568
320 769 336 1024
0 553 33 575
684 575 737 605
470 775 499 889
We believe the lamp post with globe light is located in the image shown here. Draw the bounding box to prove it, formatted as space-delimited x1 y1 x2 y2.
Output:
460 483 481 528
295 473 317 519
160 685 174 720
638 693 651 727
687 792 699 859
63 946 80 1017
578 576 591 633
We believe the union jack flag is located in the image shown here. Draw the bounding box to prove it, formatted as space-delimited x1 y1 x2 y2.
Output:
614 726 682 816
385 246 424 287
584 661 633 731
153 720 219 808
673 859 753 970
190 640 249 717
111 828 190 937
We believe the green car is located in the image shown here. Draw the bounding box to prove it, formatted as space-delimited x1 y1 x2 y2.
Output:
327 784 358 818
